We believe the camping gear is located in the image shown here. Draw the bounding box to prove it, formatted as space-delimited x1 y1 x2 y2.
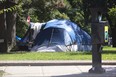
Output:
17 19 92 52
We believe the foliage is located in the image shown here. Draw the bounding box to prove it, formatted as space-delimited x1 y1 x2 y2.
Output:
16 0 92 37
13 0 116 37
31 0 71 21
108 6 116 28
82 0 116 34
0 0 19 14
0 0 24 37
1 0 116 37
0 5 17 14
16 0 34 37
67 0 91 33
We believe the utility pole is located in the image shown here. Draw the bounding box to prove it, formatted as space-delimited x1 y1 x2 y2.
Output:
89 8 107 73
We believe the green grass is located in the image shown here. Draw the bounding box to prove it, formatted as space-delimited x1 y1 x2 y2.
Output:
0 52 92 60
0 46 116 60
103 46 116 51
0 70 5 76
102 46 116 60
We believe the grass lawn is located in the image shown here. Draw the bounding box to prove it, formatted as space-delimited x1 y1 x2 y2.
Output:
0 70 5 76
0 46 116 60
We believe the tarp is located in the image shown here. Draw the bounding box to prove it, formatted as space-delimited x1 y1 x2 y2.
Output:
17 19 92 52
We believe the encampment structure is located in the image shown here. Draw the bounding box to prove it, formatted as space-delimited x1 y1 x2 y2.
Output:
17 19 92 52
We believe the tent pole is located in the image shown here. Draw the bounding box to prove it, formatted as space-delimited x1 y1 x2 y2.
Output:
48 28 54 47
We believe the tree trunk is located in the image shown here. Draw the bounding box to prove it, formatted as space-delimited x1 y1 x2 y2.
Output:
0 3 8 53
6 11 16 52
0 2 16 53
6 1 17 52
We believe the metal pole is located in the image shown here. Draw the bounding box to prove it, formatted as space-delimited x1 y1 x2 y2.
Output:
89 44 105 73
89 8 105 73
48 28 54 47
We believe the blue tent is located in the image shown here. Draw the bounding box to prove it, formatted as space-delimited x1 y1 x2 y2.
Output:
30 19 91 51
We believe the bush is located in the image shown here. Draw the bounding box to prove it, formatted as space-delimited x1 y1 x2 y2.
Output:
108 6 116 27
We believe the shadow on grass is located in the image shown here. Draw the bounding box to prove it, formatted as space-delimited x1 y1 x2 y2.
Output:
0 50 116 55
65 52 92 56
103 51 116 54
0 51 29 54
68 50 116 56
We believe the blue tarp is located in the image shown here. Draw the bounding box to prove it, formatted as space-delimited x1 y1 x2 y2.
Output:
43 19 91 45
16 19 91 51
44 19 77 45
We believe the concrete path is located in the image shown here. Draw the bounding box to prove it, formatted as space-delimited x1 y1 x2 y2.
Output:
0 60 116 66
0 65 116 77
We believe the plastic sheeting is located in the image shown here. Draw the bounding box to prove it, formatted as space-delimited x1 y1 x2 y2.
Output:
17 19 92 52
31 19 91 52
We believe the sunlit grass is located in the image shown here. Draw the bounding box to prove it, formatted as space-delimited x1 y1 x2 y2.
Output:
102 46 116 60
0 46 115 60
0 52 92 60
103 46 116 51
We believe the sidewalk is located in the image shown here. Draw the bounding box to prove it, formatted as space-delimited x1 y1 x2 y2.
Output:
0 60 116 66
0 60 116 77
0 65 116 77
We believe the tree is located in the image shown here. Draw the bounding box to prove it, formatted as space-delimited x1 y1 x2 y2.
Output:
31 0 71 21
65 0 92 34
82 0 116 46
108 6 116 46
6 1 17 52
0 0 17 52
0 1 6 53
16 0 72 37
16 0 33 37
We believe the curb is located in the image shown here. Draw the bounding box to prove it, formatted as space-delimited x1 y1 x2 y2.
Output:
0 60 116 66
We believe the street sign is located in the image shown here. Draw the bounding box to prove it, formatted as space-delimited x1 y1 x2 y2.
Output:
104 26 108 42
91 21 109 44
